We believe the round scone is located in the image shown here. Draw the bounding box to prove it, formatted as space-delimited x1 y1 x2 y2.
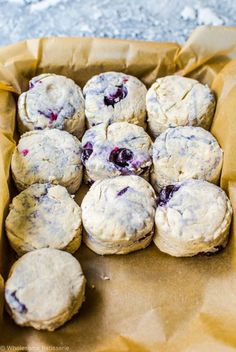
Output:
81 122 152 183
17 74 85 138
11 129 83 193
151 126 223 191
146 75 216 138
5 183 82 256
5 248 86 331
81 175 156 255
154 180 232 257
83 71 147 128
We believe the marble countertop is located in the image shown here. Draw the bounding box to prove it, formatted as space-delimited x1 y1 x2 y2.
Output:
0 0 235 47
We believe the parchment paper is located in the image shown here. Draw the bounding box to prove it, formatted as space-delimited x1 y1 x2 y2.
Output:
1 26 236 352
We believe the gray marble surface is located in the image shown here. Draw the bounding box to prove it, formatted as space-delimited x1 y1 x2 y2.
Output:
0 0 235 47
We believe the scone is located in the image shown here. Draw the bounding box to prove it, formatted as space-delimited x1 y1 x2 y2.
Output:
5 248 86 331
81 122 152 183
146 75 216 138
11 129 83 193
81 175 156 255
83 71 147 128
151 126 223 191
5 183 82 256
154 180 232 257
17 74 85 138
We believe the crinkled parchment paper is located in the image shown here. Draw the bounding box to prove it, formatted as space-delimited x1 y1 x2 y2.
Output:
0 26 236 352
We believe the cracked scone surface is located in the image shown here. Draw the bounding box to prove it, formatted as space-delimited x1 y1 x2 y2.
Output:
5 248 86 331
83 71 147 128
81 122 152 183
151 126 223 191
81 175 156 254
154 180 232 257
11 129 83 193
146 75 216 138
5 183 82 256
17 74 85 138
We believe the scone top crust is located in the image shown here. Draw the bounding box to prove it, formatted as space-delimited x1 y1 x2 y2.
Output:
5 248 86 330
155 180 232 242
5 183 82 256
11 129 83 193
83 71 147 128
81 122 152 182
146 75 216 137
151 126 223 190
18 73 85 138
82 175 156 242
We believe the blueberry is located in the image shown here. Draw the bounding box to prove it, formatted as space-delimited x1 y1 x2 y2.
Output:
6 290 28 314
104 84 128 107
157 185 180 206
29 79 42 89
117 186 129 196
109 148 133 167
81 142 93 164
29 81 34 89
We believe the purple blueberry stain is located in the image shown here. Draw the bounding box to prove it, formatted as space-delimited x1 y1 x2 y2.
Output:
117 186 129 196
21 149 29 157
81 142 93 165
38 109 59 123
109 147 133 168
104 84 128 107
157 185 180 206
29 81 34 89
33 184 51 202
29 79 42 90
6 290 28 314
131 160 142 169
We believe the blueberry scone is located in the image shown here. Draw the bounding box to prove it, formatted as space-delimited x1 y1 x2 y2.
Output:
83 72 147 128
5 183 82 256
154 180 232 257
151 126 223 191
11 129 83 193
5 248 86 331
81 175 156 255
17 74 85 138
81 122 152 183
146 75 216 138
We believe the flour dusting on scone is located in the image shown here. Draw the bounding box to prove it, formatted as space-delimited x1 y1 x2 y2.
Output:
81 175 156 255
151 126 223 191
146 75 215 138
5 248 86 331
18 74 85 138
6 183 82 256
154 180 232 257
11 129 83 193
83 72 147 128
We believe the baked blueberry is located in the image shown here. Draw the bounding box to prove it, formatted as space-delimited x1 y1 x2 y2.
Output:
157 185 180 206
81 122 152 184
109 148 133 167
104 85 128 107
